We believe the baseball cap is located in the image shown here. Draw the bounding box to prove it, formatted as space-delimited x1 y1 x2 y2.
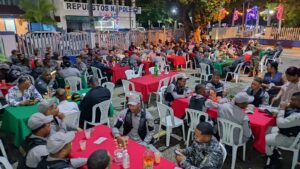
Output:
47 131 75 154
127 95 141 106
234 92 254 104
177 73 189 80
38 99 57 114
27 113 53 130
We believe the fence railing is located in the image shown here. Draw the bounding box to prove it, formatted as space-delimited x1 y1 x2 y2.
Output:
269 27 300 41
17 29 185 58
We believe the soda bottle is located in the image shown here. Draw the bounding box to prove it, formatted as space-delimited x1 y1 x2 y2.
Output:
154 64 159 77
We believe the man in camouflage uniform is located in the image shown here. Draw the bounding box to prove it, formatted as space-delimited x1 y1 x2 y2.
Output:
249 40 262 77
176 122 224 169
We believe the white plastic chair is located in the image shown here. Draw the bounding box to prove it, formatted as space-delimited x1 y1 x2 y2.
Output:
65 76 82 92
0 140 7 159
91 66 108 85
125 69 136 80
225 63 243 84
135 64 144 78
198 63 212 83
220 142 227 163
121 80 142 108
64 111 80 128
277 132 300 169
157 102 185 147
102 82 115 99
158 86 168 103
149 67 155 74
0 157 12 169
217 118 246 169
83 99 111 130
259 55 268 73
148 77 170 105
185 108 209 147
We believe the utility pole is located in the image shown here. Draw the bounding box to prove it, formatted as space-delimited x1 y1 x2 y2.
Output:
88 0 94 30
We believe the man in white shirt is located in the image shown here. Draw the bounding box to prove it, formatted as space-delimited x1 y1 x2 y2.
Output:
206 92 253 144
56 88 80 116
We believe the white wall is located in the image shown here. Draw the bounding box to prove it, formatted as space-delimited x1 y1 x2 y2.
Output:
0 32 17 59
54 0 139 30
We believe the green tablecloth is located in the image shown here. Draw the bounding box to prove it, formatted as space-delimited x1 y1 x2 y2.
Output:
0 88 114 147
213 58 235 76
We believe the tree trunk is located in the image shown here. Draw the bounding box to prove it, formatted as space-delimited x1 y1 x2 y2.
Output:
193 27 201 43
181 6 193 41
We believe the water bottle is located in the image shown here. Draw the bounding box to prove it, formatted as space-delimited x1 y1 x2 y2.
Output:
123 150 130 169
154 64 159 77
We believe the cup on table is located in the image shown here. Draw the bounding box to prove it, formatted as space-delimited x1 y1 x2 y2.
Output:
154 151 161 164
1 80 5 85
246 104 255 114
79 140 86 151
84 128 93 139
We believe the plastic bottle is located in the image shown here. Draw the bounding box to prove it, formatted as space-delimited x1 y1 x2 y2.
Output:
154 64 159 77
123 150 130 169
65 81 71 100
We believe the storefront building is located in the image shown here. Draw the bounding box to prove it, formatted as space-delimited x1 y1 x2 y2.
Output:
0 0 28 35
54 0 141 31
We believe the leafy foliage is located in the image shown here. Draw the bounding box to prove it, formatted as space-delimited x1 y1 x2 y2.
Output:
136 0 173 27
19 0 56 25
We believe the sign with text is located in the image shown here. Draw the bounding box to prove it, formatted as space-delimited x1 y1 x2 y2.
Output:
64 2 141 14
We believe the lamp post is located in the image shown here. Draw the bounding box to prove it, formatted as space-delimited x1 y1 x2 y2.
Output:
171 7 177 29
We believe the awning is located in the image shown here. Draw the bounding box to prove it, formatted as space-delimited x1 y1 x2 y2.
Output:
0 5 24 16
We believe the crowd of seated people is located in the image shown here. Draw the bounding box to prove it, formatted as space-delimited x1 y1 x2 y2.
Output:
0 36 298 169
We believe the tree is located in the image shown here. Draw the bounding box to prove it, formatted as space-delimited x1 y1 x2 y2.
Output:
19 0 56 30
136 0 173 28
178 0 233 42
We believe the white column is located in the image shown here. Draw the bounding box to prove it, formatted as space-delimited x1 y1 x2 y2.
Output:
121 0 125 6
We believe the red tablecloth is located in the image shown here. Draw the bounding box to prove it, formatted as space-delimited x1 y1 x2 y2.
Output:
130 72 178 103
189 52 196 59
140 61 154 75
172 98 276 154
167 56 186 68
111 65 130 83
0 83 12 96
70 125 176 169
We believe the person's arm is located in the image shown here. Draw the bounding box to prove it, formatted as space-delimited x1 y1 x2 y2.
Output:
277 110 300 128
70 158 87 168
271 88 283 105
143 112 155 144
112 109 127 138
205 99 220 109
242 116 252 138
31 86 43 101
7 89 21 106
180 150 223 169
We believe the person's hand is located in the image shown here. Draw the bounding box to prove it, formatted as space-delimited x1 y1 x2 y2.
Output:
77 128 83 132
280 102 289 110
51 73 56 80
271 97 278 106
116 136 126 148
57 113 65 120
176 148 184 154
175 154 185 164
20 100 31 106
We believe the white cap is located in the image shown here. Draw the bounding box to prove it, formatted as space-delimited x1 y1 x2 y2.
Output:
234 92 254 104
127 94 141 106
27 113 53 130
46 132 75 154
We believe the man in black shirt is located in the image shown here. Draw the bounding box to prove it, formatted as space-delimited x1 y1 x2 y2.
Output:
79 77 111 128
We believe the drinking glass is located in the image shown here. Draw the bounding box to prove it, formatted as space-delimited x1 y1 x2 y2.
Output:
84 128 92 139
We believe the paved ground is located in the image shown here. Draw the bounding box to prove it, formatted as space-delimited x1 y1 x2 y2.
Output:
2 48 300 169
